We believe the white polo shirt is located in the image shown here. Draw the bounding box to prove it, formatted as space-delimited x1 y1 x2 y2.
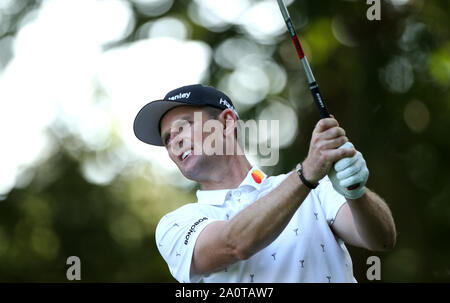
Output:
155 167 356 283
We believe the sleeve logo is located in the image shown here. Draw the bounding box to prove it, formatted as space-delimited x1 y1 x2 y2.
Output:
184 217 208 245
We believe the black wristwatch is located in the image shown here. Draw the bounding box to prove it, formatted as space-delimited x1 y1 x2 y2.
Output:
296 163 318 189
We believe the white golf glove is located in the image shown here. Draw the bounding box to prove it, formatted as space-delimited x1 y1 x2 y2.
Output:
328 142 369 199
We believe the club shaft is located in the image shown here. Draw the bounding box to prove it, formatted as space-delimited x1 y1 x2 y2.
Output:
277 0 330 119
278 0 360 190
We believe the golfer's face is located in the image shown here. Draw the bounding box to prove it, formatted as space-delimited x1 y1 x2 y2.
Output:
160 106 214 180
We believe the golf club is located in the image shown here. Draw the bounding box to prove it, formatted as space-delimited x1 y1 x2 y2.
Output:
277 0 359 190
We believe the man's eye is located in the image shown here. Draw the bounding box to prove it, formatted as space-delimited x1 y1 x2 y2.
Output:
164 136 170 145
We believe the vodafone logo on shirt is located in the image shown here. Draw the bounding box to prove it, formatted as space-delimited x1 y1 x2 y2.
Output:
251 169 264 184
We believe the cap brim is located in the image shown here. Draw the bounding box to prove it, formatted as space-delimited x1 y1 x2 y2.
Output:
133 100 192 146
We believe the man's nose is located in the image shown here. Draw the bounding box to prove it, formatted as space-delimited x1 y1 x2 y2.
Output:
173 131 188 147
167 133 182 151
174 135 184 149
168 132 192 156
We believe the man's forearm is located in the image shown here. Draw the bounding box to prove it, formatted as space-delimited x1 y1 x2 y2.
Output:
347 188 396 251
224 172 309 259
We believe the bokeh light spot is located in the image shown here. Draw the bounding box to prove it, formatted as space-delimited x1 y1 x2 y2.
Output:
403 100 430 133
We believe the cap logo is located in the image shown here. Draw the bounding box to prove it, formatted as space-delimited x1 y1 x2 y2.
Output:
168 91 191 101
219 98 239 118
219 97 231 107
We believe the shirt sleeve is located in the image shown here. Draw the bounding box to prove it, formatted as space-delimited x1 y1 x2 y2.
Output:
315 175 347 225
155 203 218 283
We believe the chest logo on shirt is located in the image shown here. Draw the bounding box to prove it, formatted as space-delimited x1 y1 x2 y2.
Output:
251 169 264 184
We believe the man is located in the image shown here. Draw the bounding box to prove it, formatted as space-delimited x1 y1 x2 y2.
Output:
133 84 396 283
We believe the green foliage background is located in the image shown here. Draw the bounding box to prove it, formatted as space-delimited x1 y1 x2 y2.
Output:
0 0 449 282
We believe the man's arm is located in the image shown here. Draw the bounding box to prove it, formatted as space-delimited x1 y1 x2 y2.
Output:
332 188 396 251
191 118 353 276
192 172 309 275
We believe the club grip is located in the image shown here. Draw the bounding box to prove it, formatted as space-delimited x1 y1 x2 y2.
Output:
309 82 330 119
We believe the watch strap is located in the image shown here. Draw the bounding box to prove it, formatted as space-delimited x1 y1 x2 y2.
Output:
296 163 318 189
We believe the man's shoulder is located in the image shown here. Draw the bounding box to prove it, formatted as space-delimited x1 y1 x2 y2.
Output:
315 175 337 194
158 202 199 222
156 201 216 228
155 201 217 244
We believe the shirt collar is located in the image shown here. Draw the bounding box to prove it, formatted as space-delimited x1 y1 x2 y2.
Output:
196 166 267 206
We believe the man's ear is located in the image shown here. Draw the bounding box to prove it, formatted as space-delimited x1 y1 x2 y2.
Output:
218 109 237 137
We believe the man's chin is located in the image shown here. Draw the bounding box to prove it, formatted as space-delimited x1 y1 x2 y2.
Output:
178 157 200 180
179 156 215 182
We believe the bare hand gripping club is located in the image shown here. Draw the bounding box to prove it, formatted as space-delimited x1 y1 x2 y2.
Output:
277 0 360 190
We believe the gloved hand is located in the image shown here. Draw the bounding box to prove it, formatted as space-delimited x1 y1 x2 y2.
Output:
328 142 369 199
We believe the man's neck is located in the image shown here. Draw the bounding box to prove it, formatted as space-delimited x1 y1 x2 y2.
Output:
199 155 252 191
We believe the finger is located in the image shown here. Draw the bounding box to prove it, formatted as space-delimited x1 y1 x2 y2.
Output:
339 167 368 188
339 173 362 188
320 126 346 140
336 158 364 179
322 147 356 164
338 141 354 150
314 118 339 133
317 136 348 151
329 114 340 124
334 151 360 172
